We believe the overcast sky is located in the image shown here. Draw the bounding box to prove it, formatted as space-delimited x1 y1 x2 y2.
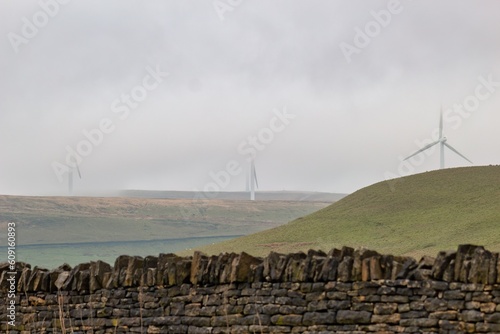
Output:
1 0 499 196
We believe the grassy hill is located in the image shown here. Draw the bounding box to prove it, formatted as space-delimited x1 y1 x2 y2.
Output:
189 166 500 258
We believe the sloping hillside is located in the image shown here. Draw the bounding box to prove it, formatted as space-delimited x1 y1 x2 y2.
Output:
191 166 500 258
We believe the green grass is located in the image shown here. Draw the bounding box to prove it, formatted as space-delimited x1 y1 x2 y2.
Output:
190 166 500 258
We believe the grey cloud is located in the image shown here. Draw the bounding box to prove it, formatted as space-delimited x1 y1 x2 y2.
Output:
0 0 499 196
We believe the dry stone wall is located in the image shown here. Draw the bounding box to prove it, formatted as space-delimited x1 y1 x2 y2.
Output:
1 244 500 333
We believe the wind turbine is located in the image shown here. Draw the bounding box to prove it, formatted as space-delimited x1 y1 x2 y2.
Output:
68 164 82 194
248 159 258 201
245 164 250 192
404 108 472 169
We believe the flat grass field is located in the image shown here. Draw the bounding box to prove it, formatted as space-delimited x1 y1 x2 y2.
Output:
0 194 334 268
191 166 500 259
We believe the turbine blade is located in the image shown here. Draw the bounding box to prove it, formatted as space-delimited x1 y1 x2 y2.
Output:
439 107 443 139
403 140 440 161
76 165 82 179
443 142 472 164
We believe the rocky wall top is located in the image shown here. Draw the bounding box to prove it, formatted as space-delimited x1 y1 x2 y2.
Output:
1 244 499 294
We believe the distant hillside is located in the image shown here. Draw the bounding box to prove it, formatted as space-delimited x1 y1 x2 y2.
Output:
0 196 331 247
190 166 500 258
119 190 347 202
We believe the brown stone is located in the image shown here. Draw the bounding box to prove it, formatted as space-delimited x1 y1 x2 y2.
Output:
432 251 456 281
217 252 237 284
361 258 370 282
270 314 303 326
374 303 398 315
469 248 493 284
496 255 500 284
352 248 379 281
454 244 484 283
399 318 438 327
391 261 403 280
429 310 458 320
336 310 371 324
460 310 484 322
395 257 417 280
123 256 143 287
303 311 336 325
190 251 207 285
370 256 383 280
76 269 90 291
141 267 156 287
263 252 293 282
481 303 497 314
318 255 339 282
202 255 218 284
311 254 328 282
61 262 90 290
488 252 498 284
25 267 39 291
285 252 308 282
371 313 400 324
380 255 394 280
54 271 70 290
340 246 354 259
476 323 500 332
17 267 32 292
143 255 158 270
89 260 112 292
112 255 132 287
337 256 353 282
484 312 500 323
157 253 180 285
443 259 456 282
263 251 280 281
33 269 48 291
285 258 302 283
176 259 192 286
230 252 261 283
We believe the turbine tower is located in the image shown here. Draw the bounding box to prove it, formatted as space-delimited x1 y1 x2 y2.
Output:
404 108 472 169
249 159 258 201
68 164 82 194
245 164 250 192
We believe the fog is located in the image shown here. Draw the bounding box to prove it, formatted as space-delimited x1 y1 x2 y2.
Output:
1 0 499 196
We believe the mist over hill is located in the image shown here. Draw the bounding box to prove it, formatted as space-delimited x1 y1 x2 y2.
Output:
119 190 347 202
